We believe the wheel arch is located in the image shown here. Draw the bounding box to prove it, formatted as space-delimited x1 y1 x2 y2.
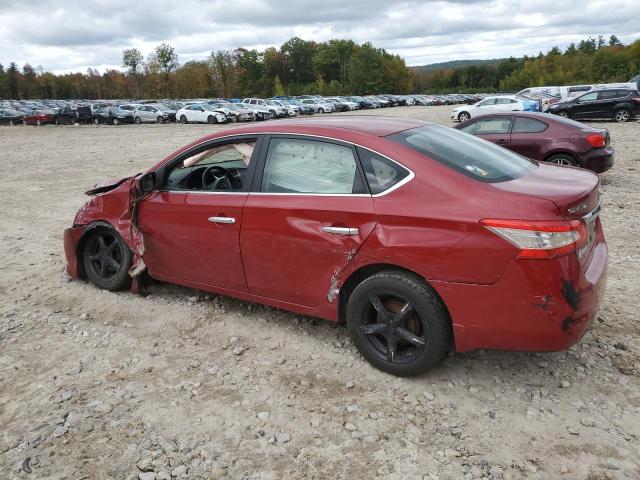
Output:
543 149 581 166
73 220 119 279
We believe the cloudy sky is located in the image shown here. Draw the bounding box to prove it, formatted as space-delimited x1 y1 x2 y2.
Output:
1 0 639 73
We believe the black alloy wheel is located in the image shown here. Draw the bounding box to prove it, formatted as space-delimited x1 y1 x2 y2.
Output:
82 227 132 291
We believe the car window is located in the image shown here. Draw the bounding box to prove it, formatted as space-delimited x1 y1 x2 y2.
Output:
261 138 360 194
462 118 511 135
597 90 623 100
478 99 496 106
357 147 409 194
165 141 256 191
577 93 598 103
387 125 536 183
512 117 548 133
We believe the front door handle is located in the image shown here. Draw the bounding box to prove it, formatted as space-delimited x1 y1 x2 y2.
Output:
496 139 508 144
208 216 236 224
321 226 359 236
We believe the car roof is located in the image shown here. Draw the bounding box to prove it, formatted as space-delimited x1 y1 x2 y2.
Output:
233 116 431 137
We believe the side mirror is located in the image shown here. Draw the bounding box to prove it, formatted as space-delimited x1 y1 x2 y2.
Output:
138 172 156 193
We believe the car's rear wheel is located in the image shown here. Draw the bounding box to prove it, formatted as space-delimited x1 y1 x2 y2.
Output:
180 115 188 124
547 154 577 167
556 110 570 118
346 271 451 377
94 118 100 125
81 226 132 291
36 119 42 126
614 108 630 123
55 117 61 125
134 117 142 125
457 112 470 122
113 118 120 126
207 115 217 124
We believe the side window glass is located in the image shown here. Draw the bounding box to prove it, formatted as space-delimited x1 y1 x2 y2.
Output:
513 117 548 133
578 93 597 103
165 141 256 192
262 138 359 194
467 118 511 134
357 147 409 195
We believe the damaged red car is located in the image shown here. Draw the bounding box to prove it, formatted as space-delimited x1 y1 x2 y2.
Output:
64 117 608 376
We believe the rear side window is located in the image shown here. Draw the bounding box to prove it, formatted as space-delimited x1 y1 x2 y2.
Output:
461 117 511 134
597 90 627 100
357 147 410 194
262 138 363 194
513 117 548 133
387 125 537 183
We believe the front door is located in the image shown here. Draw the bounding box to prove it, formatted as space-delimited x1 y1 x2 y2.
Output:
459 116 512 149
571 92 599 118
241 136 376 306
137 136 260 291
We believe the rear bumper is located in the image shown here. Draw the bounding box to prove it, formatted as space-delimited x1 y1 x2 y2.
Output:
434 221 608 353
579 147 614 173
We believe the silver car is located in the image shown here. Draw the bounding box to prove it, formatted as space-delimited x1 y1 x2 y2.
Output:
133 103 176 124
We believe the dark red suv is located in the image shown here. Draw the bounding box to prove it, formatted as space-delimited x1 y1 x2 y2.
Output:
455 112 613 173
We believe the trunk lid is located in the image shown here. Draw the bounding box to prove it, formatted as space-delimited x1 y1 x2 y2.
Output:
492 162 600 220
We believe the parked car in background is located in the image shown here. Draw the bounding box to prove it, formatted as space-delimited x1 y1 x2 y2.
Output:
75 105 94 124
271 99 299 116
94 106 135 125
223 103 255 122
548 89 640 123
176 104 227 124
23 109 55 126
452 96 538 122
456 112 613 173
54 107 81 125
0 108 25 125
299 98 335 113
64 116 607 377
242 98 287 118
134 103 176 124
285 99 315 115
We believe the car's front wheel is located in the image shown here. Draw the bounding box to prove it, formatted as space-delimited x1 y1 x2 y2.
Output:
207 115 217 124
94 118 100 125
457 112 470 122
113 118 120 126
81 226 132 291
318 108 325 114
180 115 188 124
346 271 451 377
134 117 142 125
556 110 570 118
614 108 630 123
157 116 164 124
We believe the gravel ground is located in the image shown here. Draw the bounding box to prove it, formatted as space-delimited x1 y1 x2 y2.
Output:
0 106 639 480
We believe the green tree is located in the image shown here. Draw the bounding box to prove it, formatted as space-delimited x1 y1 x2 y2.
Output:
122 48 144 97
274 75 285 96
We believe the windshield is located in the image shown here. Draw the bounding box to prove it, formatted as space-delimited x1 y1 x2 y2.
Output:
387 125 537 183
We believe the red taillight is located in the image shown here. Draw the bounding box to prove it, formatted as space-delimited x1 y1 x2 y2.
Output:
585 133 606 148
481 219 587 259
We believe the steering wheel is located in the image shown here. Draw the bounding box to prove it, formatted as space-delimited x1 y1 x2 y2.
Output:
202 165 233 191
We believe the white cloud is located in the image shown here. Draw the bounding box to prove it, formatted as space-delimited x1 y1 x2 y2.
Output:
0 0 638 72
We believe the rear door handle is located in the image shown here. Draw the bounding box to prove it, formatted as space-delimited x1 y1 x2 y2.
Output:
208 216 236 224
321 226 359 236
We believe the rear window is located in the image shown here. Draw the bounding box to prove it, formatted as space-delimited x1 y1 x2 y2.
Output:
387 125 537 183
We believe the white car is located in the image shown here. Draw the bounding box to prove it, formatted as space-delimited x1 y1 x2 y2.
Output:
451 96 529 122
300 98 335 113
176 104 227 124
271 99 299 116
242 98 287 117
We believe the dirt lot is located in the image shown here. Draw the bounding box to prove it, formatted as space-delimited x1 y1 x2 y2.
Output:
0 106 639 480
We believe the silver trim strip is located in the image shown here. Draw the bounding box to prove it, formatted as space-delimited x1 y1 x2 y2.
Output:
582 202 601 222
156 131 416 198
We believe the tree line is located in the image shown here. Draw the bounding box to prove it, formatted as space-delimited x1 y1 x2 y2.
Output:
1 35 638 100
414 35 640 93
0 38 412 100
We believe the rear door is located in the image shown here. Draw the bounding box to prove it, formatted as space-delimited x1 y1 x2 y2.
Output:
509 116 550 160
596 90 623 117
241 135 376 306
459 116 513 149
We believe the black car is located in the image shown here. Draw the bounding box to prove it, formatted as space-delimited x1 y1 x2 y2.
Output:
54 107 79 125
347 96 376 109
549 88 640 122
0 108 25 125
76 105 94 124
93 106 135 125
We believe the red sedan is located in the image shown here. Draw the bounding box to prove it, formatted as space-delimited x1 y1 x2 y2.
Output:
64 117 608 376
455 112 613 173
22 109 55 126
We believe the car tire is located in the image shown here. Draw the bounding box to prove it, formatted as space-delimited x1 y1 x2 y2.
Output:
547 154 578 167
94 118 100 125
81 226 132 291
556 110 570 119
113 118 120 126
135 117 142 125
614 108 630 123
207 115 217 124
230 115 238 123
318 108 325 114
9 120 15 126
457 112 470 122
180 115 188 124
157 116 164 124
36 119 42 126
346 271 451 377
55 117 61 125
